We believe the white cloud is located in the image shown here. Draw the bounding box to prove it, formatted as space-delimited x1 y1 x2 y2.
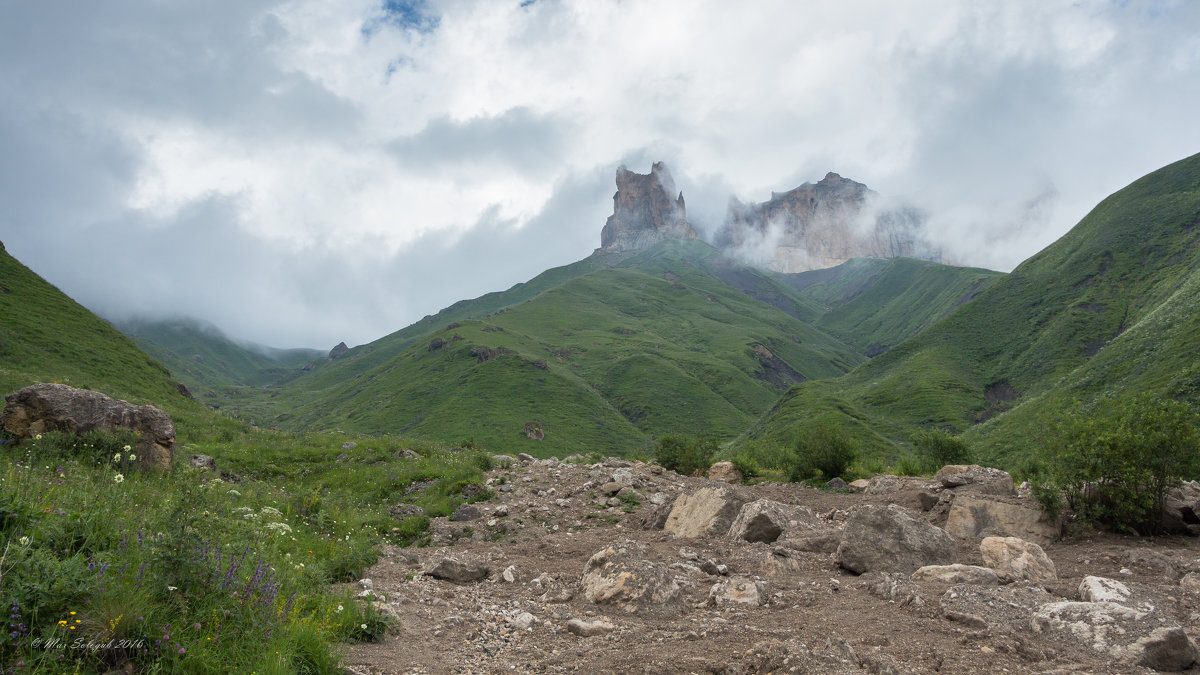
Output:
1 0 1199 346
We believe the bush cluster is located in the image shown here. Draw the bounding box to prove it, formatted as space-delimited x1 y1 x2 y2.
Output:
786 421 858 482
653 435 716 476
1046 394 1200 533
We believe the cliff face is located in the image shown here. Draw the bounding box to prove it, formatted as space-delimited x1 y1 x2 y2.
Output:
716 173 944 273
598 162 699 252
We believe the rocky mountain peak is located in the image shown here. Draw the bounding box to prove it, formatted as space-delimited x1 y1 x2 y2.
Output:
598 162 699 252
718 171 944 273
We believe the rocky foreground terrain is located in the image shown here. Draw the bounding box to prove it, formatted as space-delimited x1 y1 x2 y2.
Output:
342 457 1200 674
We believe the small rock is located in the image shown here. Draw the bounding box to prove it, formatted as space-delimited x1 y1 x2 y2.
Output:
341 441 358 450
934 464 1015 495
912 564 999 586
707 461 744 484
517 453 535 463
426 558 490 583
511 612 537 630
826 477 847 489
567 618 614 637
708 576 766 606
611 468 634 484
188 454 217 472
980 536 1056 583
848 479 871 492
450 504 483 522
649 492 669 506
389 504 426 519
499 565 519 583
599 482 625 496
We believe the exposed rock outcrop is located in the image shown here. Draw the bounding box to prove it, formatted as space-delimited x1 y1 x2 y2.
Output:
598 162 699 252
328 341 350 359
2 383 175 471
836 504 956 574
715 172 944 273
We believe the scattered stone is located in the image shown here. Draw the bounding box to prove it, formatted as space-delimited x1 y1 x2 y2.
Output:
336 453 350 462
707 576 766 607
389 503 425 519
611 467 634 484
188 454 217 472
510 612 537 630
980 536 1057 584
1079 575 1131 604
580 539 681 612
860 572 924 608
450 504 483 522
460 483 488 499
393 448 419 459
836 504 956 574
1160 481 1200 534
516 453 536 463
707 461 743 484
1180 572 1200 593
939 584 1053 633
1032 601 1198 671
499 565 519 583
341 441 358 450
912 564 999 586
599 481 625 496
663 485 754 539
827 477 847 489
649 492 669 506
566 618 615 637
944 494 1061 545
426 557 490 583
862 474 941 496
2 383 176 471
848 479 871 492
934 464 1016 496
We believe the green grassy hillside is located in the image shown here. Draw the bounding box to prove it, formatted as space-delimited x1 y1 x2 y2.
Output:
116 316 324 394
781 257 1002 356
250 239 998 456
0 242 194 413
743 151 1200 466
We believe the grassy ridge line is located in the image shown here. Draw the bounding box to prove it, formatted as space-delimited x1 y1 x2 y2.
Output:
743 150 1200 467
269 240 871 454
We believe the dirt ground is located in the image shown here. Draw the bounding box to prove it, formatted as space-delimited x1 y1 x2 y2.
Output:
341 457 1200 674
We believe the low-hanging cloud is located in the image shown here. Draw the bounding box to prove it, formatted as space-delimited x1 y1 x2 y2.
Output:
1 1 1199 348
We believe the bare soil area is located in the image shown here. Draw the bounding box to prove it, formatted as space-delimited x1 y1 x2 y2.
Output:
341 457 1200 674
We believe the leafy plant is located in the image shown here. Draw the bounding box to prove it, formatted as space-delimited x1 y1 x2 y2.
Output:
787 421 858 481
911 429 971 469
653 435 716 476
1047 394 1200 533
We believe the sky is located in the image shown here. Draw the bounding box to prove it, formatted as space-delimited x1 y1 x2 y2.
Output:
2 1 1199 349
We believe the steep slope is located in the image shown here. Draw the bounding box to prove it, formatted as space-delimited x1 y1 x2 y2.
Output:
0 242 196 415
744 151 1200 464
117 317 323 393
780 257 1002 356
270 240 865 455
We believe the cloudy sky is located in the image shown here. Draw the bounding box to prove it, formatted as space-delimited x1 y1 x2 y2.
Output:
2 1 1198 348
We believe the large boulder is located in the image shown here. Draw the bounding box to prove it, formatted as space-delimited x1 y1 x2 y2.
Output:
580 539 681 613
862 474 941 495
934 464 1016 496
836 504 956 574
663 485 754 539
425 557 490 583
1032 601 1198 671
1161 481 1200 535
2 383 175 471
979 536 1056 584
944 494 1061 545
728 499 821 544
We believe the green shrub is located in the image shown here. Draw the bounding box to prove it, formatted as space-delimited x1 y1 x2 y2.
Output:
1047 394 1200 533
911 429 971 469
787 422 858 482
729 453 760 482
654 435 716 476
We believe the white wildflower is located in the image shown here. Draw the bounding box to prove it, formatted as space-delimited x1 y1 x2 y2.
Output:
113 473 124 483
123 445 132 451
128 454 136 462
360 624 367 630
18 536 30 546
260 506 282 518
113 453 121 462
265 522 293 534
336 604 344 613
